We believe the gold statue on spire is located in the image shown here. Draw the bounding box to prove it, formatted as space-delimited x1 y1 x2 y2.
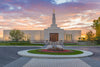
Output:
53 9 55 13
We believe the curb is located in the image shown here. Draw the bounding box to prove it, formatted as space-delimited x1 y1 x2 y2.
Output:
18 49 93 59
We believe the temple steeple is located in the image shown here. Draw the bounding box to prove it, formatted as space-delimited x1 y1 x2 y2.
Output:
48 9 60 29
52 9 56 24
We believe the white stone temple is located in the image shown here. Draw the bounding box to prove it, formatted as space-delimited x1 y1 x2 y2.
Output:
3 10 81 43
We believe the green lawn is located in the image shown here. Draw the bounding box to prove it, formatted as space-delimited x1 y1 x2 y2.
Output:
0 42 100 46
65 44 100 46
28 49 83 55
64 43 100 46
0 42 44 46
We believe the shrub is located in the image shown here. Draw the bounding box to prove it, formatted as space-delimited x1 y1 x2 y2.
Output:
64 43 77 45
0 41 44 45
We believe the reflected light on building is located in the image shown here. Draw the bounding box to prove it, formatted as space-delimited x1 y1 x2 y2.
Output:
24 34 31 41
4 36 9 41
81 35 86 38
34 35 40 41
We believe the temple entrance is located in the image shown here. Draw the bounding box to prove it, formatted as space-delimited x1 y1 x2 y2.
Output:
50 33 58 42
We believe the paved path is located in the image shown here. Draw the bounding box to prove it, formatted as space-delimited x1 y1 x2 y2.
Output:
4 57 100 67
23 58 91 67
1 46 100 67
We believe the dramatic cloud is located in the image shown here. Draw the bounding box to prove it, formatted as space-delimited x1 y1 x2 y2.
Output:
51 0 78 5
0 0 100 38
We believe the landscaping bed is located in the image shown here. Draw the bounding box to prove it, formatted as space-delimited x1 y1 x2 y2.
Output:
28 49 83 55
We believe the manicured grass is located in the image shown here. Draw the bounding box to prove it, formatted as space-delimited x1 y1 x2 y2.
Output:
64 43 77 45
28 49 83 55
64 43 100 46
65 45 100 46
0 42 44 46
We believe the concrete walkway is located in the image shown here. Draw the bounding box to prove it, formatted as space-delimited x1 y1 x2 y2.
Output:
4 57 100 67
23 58 91 67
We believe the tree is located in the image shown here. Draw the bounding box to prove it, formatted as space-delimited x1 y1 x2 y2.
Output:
86 31 94 41
9 29 24 41
83 38 85 41
91 17 100 37
78 37 81 41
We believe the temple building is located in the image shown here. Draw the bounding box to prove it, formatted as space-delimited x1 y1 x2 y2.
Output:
3 10 81 43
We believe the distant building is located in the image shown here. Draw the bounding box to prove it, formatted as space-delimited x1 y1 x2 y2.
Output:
3 10 81 43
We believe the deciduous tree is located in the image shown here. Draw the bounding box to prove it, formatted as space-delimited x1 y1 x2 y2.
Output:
86 31 94 41
9 29 24 41
91 17 100 37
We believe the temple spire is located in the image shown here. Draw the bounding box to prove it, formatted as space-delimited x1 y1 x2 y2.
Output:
48 9 60 29
52 9 56 24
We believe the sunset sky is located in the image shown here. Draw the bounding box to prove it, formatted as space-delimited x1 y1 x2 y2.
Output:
0 0 100 38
